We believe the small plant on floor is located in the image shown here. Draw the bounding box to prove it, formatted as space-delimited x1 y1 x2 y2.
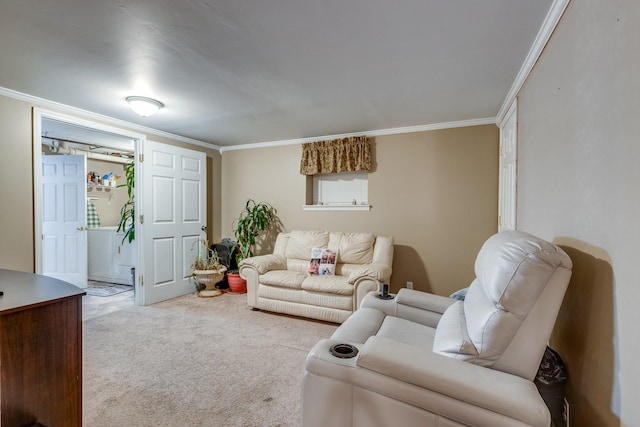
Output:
190 239 226 292
190 239 225 272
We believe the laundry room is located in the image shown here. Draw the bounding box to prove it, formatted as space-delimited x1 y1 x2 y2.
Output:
40 118 137 292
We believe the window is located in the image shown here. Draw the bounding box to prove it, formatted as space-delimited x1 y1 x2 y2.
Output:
304 171 370 211
300 136 372 210
313 171 367 205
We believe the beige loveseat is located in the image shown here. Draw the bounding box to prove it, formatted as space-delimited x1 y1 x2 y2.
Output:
239 230 394 323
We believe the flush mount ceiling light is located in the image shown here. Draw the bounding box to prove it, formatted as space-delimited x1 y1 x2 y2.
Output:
126 96 164 117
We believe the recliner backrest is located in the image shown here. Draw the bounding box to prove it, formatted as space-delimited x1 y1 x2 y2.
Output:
433 231 572 380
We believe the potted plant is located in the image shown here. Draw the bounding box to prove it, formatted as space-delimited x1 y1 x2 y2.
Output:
228 200 276 293
190 239 227 293
117 161 135 244
116 161 136 288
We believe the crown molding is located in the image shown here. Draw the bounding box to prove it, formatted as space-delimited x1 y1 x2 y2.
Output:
496 0 570 125
2 83 494 153
0 86 219 151
219 117 497 153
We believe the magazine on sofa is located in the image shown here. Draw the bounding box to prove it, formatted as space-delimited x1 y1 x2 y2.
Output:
308 248 338 275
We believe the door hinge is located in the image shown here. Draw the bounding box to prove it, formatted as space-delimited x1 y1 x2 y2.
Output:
139 154 144 162
139 215 144 224
139 275 144 286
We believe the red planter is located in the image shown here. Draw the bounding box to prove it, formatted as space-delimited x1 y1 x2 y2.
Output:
227 273 247 293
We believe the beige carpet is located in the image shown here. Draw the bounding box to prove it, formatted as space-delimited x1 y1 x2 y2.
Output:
83 292 337 426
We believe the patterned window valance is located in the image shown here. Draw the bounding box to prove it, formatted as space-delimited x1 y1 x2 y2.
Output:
300 136 371 175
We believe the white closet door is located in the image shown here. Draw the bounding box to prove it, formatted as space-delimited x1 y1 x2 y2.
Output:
41 154 87 287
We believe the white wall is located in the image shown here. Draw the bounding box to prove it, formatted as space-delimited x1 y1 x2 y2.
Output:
517 0 639 425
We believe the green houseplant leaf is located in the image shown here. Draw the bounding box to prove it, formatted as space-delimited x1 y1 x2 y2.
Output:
232 200 276 265
117 162 135 244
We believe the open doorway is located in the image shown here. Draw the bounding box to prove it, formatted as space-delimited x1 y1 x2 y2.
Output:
33 109 144 304
34 108 209 306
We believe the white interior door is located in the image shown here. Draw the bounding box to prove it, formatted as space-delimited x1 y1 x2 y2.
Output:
140 141 206 305
41 154 87 287
499 100 517 232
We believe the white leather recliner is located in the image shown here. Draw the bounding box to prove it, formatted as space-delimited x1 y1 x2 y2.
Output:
302 231 572 427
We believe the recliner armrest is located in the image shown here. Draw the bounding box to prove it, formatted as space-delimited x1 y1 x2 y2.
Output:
396 288 455 313
239 254 286 274
360 288 456 327
357 336 550 426
305 336 550 427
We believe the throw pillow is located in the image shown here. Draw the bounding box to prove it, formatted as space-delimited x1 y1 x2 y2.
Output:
308 248 338 275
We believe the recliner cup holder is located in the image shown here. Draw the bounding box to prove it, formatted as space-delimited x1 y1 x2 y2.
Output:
329 343 359 359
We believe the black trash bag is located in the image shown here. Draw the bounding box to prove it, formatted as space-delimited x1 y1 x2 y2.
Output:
211 239 240 290
535 346 567 427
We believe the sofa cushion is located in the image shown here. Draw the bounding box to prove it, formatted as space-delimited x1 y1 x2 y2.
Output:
288 259 316 274
286 231 329 260
329 232 376 264
302 275 353 295
259 270 307 289
372 235 394 265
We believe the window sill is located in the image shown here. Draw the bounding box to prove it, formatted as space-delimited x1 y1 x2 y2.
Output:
303 204 371 211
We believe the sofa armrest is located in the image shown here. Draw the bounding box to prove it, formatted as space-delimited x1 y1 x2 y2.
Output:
239 254 286 309
239 254 286 275
346 263 392 284
305 337 550 427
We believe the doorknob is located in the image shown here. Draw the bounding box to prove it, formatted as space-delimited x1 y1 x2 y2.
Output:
201 225 207 231
76 226 86 231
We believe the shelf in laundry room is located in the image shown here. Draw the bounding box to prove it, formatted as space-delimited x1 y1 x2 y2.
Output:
87 183 117 199
87 183 116 190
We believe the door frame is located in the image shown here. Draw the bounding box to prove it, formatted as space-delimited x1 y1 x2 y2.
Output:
498 99 517 232
33 108 145 302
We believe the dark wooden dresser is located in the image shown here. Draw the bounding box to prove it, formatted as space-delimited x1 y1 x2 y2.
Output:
0 269 85 427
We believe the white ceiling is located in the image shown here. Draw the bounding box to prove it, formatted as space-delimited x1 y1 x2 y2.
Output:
1 0 553 147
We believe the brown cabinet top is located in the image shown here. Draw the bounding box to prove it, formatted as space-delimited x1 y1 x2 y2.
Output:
0 269 86 315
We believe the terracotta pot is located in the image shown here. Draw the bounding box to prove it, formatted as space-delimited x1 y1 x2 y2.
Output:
227 273 247 293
